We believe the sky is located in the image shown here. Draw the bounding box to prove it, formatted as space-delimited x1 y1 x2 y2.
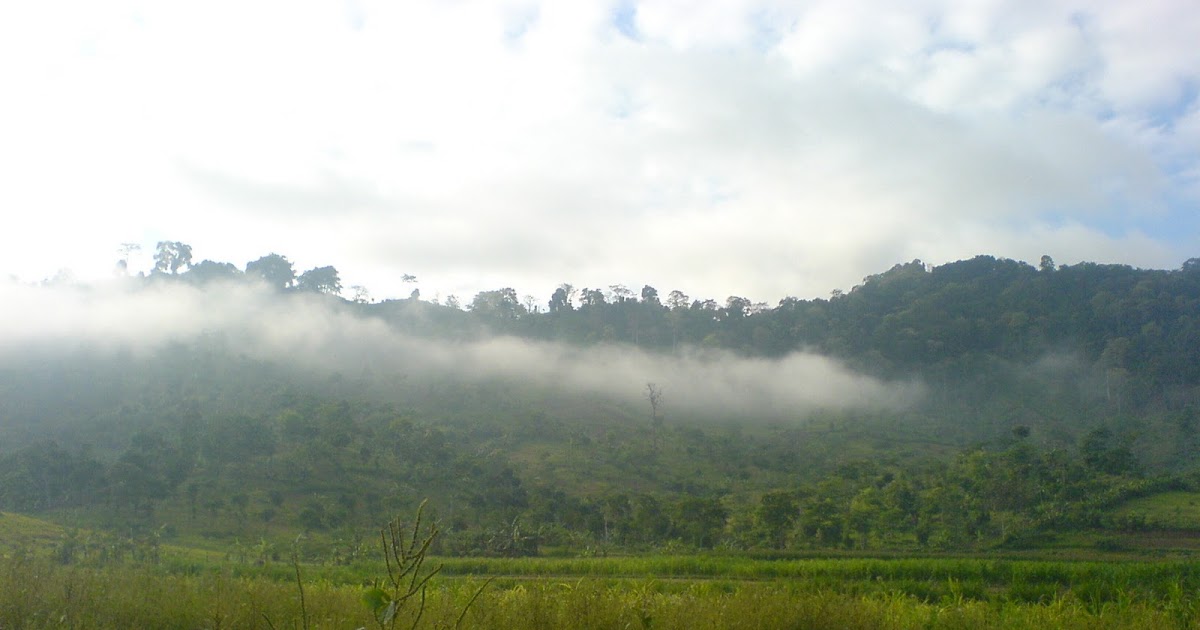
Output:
1 0 1197 306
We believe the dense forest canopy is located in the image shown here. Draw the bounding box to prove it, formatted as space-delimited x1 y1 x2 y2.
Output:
2 243 1199 555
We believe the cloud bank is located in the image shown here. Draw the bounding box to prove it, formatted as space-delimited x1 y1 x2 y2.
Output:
0 279 921 418
1 1 1195 304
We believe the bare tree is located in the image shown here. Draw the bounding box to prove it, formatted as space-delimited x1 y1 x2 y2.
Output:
559 283 578 307
646 383 664 452
610 284 635 303
351 285 372 304
116 242 141 276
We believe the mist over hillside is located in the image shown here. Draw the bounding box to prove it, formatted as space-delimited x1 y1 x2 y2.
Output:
4 0 1200 568
2 252 1199 556
5 252 1200 438
0 276 921 423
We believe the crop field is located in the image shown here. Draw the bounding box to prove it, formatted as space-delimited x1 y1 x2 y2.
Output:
4 544 1200 629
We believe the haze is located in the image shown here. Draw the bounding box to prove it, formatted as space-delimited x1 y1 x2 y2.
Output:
1 1 1196 304
0 278 921 418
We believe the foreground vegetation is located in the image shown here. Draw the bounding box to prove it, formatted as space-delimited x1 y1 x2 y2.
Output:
9 508 1200 629
4 549 1200 629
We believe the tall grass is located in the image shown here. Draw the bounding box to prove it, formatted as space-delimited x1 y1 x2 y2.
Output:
436 555 1200 604
2 552 1198 629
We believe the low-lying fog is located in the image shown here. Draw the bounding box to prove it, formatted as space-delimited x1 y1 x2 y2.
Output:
0 278 924 417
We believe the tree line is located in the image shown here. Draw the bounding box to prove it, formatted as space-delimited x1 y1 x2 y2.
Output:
120 242 1200 397
0 393 1176 554
118 241 347 295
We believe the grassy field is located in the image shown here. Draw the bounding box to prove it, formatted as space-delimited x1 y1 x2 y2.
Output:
0 512 66 554
1116 491 1200 528
6 541 1200 628
7 510 1200 628
3 553 1199 629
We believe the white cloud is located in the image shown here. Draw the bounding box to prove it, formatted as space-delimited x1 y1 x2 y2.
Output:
0 0 1195 305
0 278 922 417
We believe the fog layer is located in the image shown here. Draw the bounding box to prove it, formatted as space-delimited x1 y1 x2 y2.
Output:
0 279 922 416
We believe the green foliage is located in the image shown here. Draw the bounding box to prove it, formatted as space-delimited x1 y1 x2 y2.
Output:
469 288 526 321
5 552 1200 629
0 441 105 511
297 266 342 295
246 253 296 290
5 250 1200 558
152 240 193 275
1113 490 1200 530
367 500 441 629
184 259 241 284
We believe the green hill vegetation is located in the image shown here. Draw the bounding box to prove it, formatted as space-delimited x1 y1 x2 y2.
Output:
0 511 65 554
6 246 1200 626
1115 491 1200 529
2 247 1200 560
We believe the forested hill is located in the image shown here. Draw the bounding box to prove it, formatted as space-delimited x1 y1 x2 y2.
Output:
5 251 1200 450
371 254 1200 402
38 247 1200 386
2 250 1199 555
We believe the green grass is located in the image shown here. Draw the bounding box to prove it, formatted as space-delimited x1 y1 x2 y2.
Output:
1115 491 1200 529
145 547 1200 611
1 554 1195 629
9 514 1200 628
0 511 66 554
430 555 1200 606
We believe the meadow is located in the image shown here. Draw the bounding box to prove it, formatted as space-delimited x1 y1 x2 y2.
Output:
5 542 1200 629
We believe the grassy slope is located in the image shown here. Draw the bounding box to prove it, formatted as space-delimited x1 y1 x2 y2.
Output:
1115 491 1200 528
1103 491 1200 551
0 511 65 554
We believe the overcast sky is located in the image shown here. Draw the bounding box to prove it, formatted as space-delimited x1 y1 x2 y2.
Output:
1 1 1196 305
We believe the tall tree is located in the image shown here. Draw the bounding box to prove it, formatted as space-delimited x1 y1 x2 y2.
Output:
470 288 526 319
646 382 664 452
153 241 193 275
297 266 342 295
116 242 141 276
246 254 295 290
349 285 372 304
548 287 574 313
184 260 240 284
666 290 689 310
757 490 800 549
610 284 635 303
641 285 661 307
724 296 751 319
580 288 607 307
